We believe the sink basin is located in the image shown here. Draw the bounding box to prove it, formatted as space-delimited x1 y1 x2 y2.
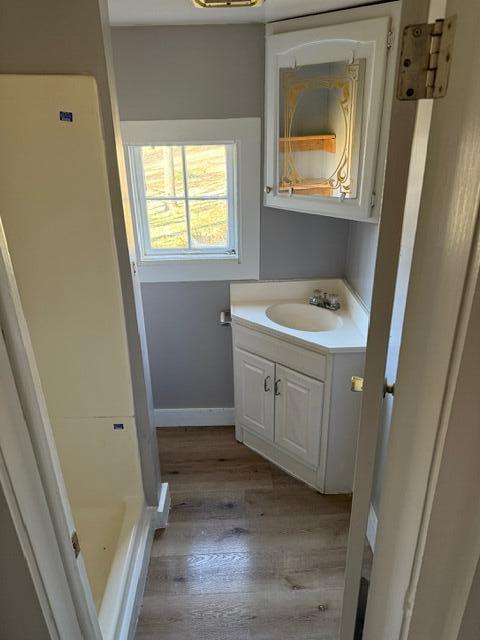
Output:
266 302 343 332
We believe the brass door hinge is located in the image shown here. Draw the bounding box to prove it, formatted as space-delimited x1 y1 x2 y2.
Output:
387 30 394 50
71 531 81 558
383 381 395 397
397 16 456 100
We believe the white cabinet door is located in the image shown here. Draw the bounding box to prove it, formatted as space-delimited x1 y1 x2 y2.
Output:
274 364 323 466
265 16 392 221
234 347 275 441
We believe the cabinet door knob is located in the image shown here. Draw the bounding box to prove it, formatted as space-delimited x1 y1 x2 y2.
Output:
264 185 272 194
274 379 281 396
264 375 271 392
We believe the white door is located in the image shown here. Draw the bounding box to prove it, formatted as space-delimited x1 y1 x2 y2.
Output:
274 364 323 467
339 0 434 637
361 1 480 637
234 347 275 441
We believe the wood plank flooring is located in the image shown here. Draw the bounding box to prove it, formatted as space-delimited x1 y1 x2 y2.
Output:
135 426 354 640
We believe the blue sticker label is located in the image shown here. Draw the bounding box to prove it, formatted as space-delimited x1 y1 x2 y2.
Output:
59 111 73 122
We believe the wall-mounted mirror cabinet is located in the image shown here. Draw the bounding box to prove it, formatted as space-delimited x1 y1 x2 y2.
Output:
265 16 395 222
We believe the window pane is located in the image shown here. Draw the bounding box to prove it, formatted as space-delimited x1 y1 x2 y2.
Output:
147 200 188 249
142 146 184 197
185 145 228 197
189 200 229 248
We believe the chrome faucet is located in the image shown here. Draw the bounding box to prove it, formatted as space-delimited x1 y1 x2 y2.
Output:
308 289 340 311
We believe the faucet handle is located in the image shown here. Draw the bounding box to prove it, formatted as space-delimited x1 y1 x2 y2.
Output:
309 289 322 305
314 289 327 301
326 292 340 310
309 289 328 306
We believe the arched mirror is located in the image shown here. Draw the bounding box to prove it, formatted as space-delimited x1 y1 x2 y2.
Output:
278 60 365 200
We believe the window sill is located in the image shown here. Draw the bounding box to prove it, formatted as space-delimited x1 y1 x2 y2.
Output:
141 252 238 263
138 256 259 283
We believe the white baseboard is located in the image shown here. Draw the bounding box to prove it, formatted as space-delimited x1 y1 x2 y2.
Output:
367 504 378 552
153 407 235 427
152 482 170 530
116 506 154 640
121 483 171 640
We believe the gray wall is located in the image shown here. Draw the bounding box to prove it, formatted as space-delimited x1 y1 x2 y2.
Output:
0 486 50 640
345 221 379 310
111 25 349 410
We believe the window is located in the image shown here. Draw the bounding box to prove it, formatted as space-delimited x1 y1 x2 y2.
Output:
130 143 237 259
123 119 260 282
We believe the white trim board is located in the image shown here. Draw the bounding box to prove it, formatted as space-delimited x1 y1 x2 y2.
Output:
111 506 151 640
366 504 378 552
154 408 235 427
121 484 170 640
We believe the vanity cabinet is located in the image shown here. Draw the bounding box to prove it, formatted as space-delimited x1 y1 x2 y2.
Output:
233 323 364 494
264 9 398 221
235 348 324 467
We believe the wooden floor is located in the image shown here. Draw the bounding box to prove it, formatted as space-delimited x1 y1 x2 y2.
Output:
135 426 354 640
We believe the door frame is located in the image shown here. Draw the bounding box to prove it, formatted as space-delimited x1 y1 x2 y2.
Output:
0 342 80 640
0 221 102 639
0 350 76 640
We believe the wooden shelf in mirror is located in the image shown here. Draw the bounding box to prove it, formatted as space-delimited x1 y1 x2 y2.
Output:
279 179 333 197
279 134 336 153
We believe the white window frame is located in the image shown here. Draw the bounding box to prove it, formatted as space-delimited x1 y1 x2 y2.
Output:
129 143 238 260
122 118 261 283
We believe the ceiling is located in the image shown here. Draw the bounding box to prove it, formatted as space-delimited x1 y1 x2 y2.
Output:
108 0 372 27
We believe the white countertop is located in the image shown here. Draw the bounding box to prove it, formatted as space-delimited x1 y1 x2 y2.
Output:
230 278 368 354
